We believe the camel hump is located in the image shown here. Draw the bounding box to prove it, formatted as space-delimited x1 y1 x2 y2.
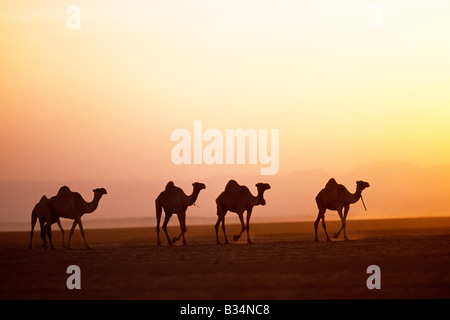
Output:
57 186 71 196
325 178 338 189
225 179 240 191
165 181 175 190
39 195 48 202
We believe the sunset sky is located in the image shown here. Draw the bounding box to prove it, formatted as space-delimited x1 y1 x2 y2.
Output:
1 0 450 181
0 1 449 226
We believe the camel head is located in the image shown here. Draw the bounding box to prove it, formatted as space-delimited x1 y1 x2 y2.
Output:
255 183 271 206
356 181 370 192
93 188 108 197
192 182 206 191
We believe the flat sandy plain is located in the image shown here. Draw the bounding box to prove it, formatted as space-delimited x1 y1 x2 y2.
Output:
1 217 449 300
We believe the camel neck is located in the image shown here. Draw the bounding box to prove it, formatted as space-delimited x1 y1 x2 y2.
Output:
187 188 201 206
255 189 266 205
349 188 362 204
84 194 102 213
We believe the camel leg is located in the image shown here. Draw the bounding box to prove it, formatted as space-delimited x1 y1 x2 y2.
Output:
233 212 246 242
29 212 38 249
46 222 55 250
56 218 65 248
314 212 321 242
67 220 78 249
343 205 350 241
334 208 345 239
174 212 187 245
40 219 48 248
156 225 161 246
156 199 162 246
314 209 330 241
221 216 229 244
172 232 184 244
215 215 229 244
215 207 229 245
215 216 222 244
77 218 90 249
321 213 331 241
246 208 253 244
162 213 172 245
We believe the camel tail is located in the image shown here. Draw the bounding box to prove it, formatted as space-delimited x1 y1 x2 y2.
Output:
31 208 38 229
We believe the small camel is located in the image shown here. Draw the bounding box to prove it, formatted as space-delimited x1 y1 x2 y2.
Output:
47 186 107 249
314 178 370 241
155 181 206 246
215 180 271 244
29 196 65 249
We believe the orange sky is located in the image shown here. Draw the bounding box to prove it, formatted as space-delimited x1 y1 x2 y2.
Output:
1 1 450 186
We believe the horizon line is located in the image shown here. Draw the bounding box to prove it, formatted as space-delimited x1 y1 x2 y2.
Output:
2 215 450 233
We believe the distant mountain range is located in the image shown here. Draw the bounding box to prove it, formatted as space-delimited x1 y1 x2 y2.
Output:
1 161 449 231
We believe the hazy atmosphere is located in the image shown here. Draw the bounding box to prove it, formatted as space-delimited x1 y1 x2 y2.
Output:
1 0 449 230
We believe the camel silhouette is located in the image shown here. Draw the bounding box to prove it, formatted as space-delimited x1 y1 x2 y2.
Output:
215 180 271 244
29 196 65 249
155 181 206 246
46 186 107 249
314 178 370 241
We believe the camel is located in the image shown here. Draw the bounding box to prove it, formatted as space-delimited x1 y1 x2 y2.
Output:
155 181 206 246
314 178 370 241
29 196 65 249
29 187 76 249
46 186 107 249
215 180 271 244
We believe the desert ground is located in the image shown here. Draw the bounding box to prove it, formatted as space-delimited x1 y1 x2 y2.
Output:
0 217 449 300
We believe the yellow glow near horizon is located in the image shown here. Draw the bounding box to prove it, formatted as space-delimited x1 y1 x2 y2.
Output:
1 0 449 181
